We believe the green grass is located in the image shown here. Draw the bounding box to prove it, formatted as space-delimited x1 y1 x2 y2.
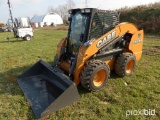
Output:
0 29 160 120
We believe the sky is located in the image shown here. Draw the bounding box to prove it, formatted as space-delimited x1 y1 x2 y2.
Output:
0 0 160 23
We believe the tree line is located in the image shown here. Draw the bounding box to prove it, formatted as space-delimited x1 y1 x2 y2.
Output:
120 2 160 34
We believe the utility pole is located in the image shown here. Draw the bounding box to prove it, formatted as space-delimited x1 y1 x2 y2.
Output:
7 0 14 24
7 0 16 36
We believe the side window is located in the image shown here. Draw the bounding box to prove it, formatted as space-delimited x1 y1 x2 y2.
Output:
89 13 103 40
103 14 113 33
89 12 114 40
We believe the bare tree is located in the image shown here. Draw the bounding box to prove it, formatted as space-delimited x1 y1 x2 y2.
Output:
48 6 56 13
48 0 75 21
67 0 75 9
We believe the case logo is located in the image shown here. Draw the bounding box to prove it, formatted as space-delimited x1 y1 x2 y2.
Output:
97 31 116 48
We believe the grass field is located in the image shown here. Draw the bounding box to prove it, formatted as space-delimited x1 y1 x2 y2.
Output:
0 29 159 120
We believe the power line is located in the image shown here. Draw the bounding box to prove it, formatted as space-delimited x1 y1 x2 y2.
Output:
80 0 89 8
83 0 102 8
85 0 89 8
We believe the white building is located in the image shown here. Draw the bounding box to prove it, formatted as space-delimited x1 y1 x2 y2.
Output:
31 13 63 27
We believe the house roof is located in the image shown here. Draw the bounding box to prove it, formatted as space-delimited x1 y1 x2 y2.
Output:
31 13 61 23
31 15 45 23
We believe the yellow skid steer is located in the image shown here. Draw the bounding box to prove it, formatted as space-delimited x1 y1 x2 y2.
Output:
17 8 144 118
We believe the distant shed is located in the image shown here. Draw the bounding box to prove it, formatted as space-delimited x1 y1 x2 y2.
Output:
31 13 63 27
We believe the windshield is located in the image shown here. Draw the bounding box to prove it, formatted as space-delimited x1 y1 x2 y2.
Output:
68 13 89 55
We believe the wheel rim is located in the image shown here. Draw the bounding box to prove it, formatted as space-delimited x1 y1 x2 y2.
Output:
26 36 31 41
126 60 134 73
93 69 106 87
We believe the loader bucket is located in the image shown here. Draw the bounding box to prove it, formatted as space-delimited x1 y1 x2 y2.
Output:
17 60 80 119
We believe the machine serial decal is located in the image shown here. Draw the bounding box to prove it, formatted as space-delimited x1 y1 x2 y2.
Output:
97 31 116 48
133 39 142 44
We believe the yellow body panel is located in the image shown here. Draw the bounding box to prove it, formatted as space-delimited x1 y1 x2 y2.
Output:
105 59 116 70
57 37 67 56
129 30 144 62
57 22 144 85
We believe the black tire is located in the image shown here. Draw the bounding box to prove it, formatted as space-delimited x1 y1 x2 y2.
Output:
80 60 110 92
53 54 58 66
115 52 136 77
25 35 31 41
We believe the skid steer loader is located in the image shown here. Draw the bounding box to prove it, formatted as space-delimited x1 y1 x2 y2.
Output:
17 8 144 118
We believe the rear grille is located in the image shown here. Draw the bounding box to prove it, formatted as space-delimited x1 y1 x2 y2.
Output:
89 11 119 40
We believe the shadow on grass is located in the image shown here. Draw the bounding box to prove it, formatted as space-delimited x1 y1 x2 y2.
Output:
0 39 25 43
110 70 122 79
0 64 37 119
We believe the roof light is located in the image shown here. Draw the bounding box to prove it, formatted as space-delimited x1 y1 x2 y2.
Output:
81 9 85 13
85 9 91 13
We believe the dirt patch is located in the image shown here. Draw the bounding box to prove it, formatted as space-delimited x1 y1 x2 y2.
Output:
99 101 108 105
143 46 160 55
145 36 160 41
